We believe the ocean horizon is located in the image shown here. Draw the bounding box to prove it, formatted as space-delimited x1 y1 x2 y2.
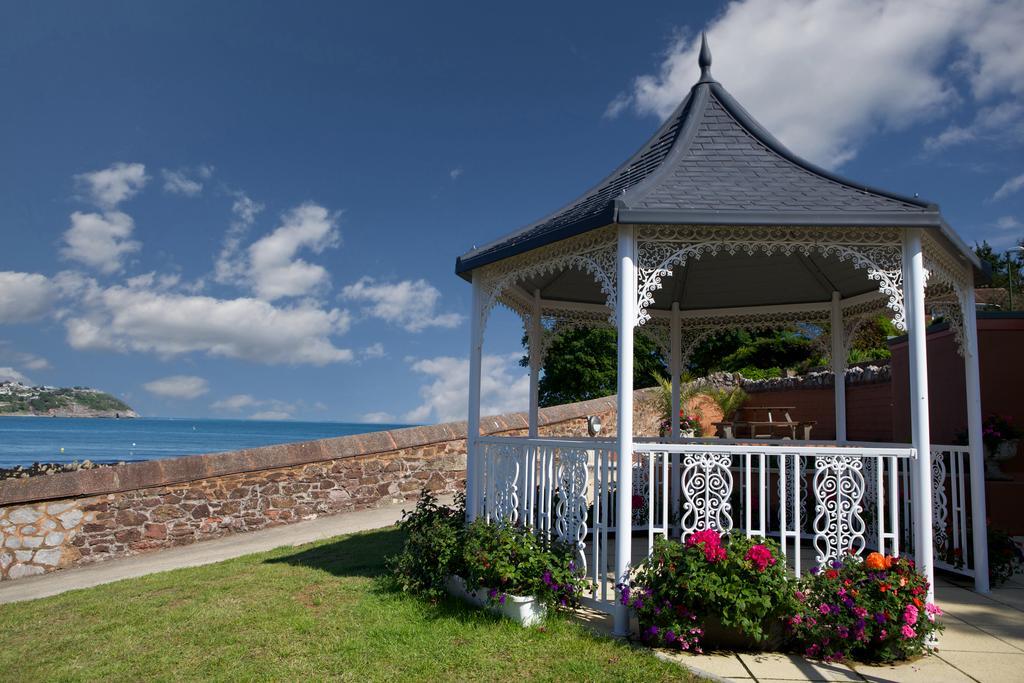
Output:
0 416 411 469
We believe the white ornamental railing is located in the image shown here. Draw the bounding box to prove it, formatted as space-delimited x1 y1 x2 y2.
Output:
633 442 916 574
474 436 917 611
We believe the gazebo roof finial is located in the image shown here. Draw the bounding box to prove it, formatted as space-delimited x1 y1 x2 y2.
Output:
698 31 712 81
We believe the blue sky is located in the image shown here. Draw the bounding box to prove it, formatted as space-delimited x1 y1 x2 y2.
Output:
1 1 1022 423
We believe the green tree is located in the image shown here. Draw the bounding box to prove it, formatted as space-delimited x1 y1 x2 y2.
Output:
975 240 1024 309
686 328 824 377
523 327 666 408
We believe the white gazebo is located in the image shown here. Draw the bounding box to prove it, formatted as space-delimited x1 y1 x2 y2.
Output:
455 36 989 636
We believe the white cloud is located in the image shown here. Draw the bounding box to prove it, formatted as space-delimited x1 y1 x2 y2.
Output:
403 353 529 424
214 191 265 285
603 92 632 119
996 216 1021 230
75 162 148 209
248 203 340 301
361 410 397 424
993 173 1024 200
64 282 354 365
958 0 1024 100
61 211 140 274
925 102 1024 152
215 200 340 302
341 277 462 332
362 342 385 359
0 367 33 385
211 393 259 411
450 167 464 180
0 272 55 323
250 410 292 421
162 170 201 196
143 375 209 399
613 0 1003 169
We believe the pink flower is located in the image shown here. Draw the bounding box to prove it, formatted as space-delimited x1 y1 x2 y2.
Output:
925 603 942 621
745 544 776 572
903 604 919 625
687 529 727 563
853 607 868 618
901 624 916 639
819 604 831 615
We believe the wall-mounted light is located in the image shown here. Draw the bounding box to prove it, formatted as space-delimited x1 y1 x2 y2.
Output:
587 415 603 437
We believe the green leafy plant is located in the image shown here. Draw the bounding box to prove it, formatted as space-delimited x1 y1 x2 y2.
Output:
461 520 587 609
703 386 748 421
621 531 794 651
736 366 783 381
788 553 943 663
387 491 466 599
988 528 1024 585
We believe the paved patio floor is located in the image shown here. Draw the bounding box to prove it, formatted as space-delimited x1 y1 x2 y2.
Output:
646 573 1024 683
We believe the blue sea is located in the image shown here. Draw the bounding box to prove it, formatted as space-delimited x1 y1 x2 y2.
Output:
0 417 409 468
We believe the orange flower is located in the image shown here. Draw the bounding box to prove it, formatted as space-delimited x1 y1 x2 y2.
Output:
885 555 896 569
865 552 887 570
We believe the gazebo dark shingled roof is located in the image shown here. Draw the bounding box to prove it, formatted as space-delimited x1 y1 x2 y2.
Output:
457 35 968 278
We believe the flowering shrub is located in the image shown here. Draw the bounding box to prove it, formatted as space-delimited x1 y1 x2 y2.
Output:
789 553 943 663
388 490 466 599
659 411 704 438
621 532 794 651
989 528 1024 585
461 519 587 610
982 414 1020 451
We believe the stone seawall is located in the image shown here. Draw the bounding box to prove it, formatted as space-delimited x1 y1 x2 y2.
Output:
0 389 660 581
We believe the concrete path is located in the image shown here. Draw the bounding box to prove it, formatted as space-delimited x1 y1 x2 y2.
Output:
0 502 409 605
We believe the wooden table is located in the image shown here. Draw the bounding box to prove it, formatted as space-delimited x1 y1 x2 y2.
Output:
713 406 815 440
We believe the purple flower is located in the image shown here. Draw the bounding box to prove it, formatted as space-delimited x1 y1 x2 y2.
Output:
875 612 887 624
665 630 677 643
810 566 820 575
542 570 553 586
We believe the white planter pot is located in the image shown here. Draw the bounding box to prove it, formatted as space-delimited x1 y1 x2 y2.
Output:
445 575 547 627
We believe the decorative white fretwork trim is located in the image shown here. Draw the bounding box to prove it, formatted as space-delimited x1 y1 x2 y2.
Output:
635 226 906 330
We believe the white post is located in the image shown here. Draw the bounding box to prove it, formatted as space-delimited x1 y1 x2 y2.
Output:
904 229 935 603
614 224 636 637
961 276 991 593
671 302 681 439
466 274 485 522
670 302 681 535
830 291 848 442
529 290 542 439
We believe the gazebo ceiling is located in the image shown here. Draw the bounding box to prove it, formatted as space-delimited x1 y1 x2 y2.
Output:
455 35 978 284
514 249 876 311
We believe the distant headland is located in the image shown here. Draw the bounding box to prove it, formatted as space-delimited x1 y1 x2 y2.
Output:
0 381 138 418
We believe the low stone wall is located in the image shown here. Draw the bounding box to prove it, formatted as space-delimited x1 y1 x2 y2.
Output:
0 389 660 581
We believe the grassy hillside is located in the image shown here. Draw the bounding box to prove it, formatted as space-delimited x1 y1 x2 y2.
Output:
0 384 135 416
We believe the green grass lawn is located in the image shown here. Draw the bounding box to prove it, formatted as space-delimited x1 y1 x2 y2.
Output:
0 528 692 682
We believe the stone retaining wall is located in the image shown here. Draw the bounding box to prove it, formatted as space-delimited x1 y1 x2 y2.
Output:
0 389 660 581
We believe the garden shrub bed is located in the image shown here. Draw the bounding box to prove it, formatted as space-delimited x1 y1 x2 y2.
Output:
390 493 946 663
621 530 944 663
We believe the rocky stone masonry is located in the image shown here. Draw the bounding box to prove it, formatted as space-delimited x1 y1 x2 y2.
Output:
703 364 892 393
0 389 661 581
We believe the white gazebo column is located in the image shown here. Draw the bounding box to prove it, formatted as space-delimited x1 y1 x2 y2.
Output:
830 292 848 442
529 290 542 438
903 229 935 603
961 276 991 593
466 274 485 522
614 224 636 637
670 302 682 534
